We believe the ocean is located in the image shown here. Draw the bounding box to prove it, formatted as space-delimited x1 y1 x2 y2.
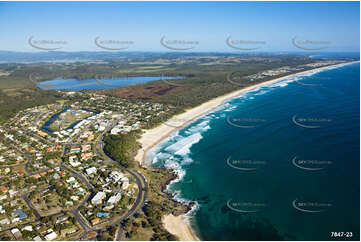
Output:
147 62 360 240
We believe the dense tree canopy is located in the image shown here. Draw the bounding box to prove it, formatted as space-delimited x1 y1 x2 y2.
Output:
103 131 141 168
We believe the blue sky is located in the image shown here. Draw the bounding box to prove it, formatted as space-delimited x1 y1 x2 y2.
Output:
0 1 359 52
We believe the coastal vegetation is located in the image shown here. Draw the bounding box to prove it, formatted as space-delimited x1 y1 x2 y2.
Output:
0 88 61 123
0 52 355 240
103 131 141 168
0 52 350 124
102 130 189 240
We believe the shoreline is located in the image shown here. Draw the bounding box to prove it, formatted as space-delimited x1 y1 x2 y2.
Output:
135 60 359 166
135 60 359 241
162 214 200 241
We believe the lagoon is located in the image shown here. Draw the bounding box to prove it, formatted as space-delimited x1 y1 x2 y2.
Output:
37 76 183 91
41 106 98 133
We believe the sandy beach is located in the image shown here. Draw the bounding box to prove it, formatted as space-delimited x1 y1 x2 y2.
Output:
135 60 358 241
162 214 199 241
135 61 358 166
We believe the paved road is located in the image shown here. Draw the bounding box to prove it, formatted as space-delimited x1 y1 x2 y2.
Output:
115 224 123 241
0 139 95 235
88 123 149 240
0 139 32 174
59 121 149 240
60 164 94 191
19 128 51 145
0 138 51 176
21 194 41 220
0 122 149 240
95 130 148 214
69 209 92 233
59 143 96 234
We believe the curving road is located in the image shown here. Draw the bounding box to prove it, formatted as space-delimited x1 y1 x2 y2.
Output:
0 138 51 176
0 122 148 240
77 122 149 240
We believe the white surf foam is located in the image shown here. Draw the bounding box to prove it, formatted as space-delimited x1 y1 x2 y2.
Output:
148 61 359 223
165 132 202 153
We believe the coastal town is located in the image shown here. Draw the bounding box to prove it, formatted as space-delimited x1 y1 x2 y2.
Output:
0 93 175 240
244 60 344 81
0 58 357 241
0 1 359 241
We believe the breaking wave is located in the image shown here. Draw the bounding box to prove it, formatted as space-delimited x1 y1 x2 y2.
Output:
146 60 358 219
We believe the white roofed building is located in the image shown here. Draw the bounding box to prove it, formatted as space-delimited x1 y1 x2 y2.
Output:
107 192 122 204
91 191 106 205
